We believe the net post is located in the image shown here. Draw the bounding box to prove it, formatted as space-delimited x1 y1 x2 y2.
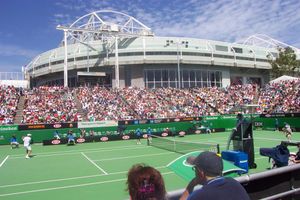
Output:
217 144 220 154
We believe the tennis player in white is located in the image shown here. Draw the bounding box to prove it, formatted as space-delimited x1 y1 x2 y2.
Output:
23 134 32 159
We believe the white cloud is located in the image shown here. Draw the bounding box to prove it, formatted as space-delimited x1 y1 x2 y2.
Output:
52 0 300 48
0 44 40 58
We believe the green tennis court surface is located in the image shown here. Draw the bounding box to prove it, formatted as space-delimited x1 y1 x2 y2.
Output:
0 130 299 200
167 151 246 181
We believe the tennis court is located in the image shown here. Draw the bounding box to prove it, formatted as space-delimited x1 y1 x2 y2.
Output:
1 130 299 200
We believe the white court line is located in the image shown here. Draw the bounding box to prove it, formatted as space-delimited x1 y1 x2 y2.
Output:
0 165 168 188
255 137 287 141
9 145 151 159
0 156 9 168
81 152 108 175
9 144 149 157
0 171 174 197
93 152 175 162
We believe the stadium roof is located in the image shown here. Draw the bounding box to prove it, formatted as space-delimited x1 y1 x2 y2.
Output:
57 10 154 46
236 34 300 57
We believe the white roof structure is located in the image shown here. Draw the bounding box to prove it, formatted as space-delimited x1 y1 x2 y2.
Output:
270 75 299 83
57 10 154 45
237 34 300 58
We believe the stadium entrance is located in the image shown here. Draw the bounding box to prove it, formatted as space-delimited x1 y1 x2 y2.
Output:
77 72 111 87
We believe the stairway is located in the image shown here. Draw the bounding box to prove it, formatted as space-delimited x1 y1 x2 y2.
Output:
73 89 86 121
15 95 25 124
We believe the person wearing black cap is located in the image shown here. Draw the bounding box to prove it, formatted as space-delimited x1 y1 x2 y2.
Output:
180 151 250 200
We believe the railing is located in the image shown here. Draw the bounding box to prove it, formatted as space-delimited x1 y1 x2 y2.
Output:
167 164 300 200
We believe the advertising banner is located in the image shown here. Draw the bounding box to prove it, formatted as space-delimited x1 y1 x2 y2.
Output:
0 125 18 132
19 123 77 130
78 120 118 128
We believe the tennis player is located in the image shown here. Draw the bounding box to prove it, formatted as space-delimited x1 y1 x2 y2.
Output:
136 128 142 144
23 134 32 159
147 127 152 145
282 122 292 142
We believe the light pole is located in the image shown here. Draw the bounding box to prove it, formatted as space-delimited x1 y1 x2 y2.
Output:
166 39 188 88
176 41 181 88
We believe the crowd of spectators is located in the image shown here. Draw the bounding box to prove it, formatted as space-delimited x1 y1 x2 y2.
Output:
0 79 299 124
22 86 80 124
258 80 300 113
0 86 19 124
77 86 138 121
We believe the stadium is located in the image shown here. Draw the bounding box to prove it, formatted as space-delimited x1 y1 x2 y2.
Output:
24 10 299 88
1 10 300 200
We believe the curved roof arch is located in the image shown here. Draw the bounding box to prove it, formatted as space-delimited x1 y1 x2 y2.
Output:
237 34 300 56
58 10 154 45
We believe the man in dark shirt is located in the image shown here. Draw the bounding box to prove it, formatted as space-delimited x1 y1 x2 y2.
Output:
180 151 250 200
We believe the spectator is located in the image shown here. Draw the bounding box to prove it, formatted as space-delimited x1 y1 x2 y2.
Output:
180 151 250 200
0 85 19 125
127 163 167 200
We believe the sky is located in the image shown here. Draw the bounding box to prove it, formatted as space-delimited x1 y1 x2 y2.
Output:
0 0 300 73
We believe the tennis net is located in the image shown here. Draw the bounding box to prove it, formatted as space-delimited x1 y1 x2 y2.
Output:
149 135 219 154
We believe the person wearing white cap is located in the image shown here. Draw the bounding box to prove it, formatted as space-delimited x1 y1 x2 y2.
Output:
180 151 250 200
23 134 32 159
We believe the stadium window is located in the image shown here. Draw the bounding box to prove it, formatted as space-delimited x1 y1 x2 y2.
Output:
236 56 254 61
182 70 189 82
170 82 176 88
148 82 154 88
210 72 215 86
202 71 208 82
90 55 98 59
190 81 195 88
196 71 202 82
169 70 176 81
147 70 154 82
162 81 169 88
155 70 161 82
162 70 168 81
215 45 228 52
214 54 234 59
216 71 222 83
232 47 243 54
190 71 195 82
256 58 268 62
196 81 202 87
183 82 189 88
155 82 161 88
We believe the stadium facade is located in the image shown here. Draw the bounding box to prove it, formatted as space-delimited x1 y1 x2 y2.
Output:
24 10 299 88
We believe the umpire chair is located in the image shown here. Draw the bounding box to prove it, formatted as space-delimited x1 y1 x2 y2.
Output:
228 116 257 169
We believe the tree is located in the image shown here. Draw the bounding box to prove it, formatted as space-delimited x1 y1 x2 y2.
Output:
268 47 300 78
